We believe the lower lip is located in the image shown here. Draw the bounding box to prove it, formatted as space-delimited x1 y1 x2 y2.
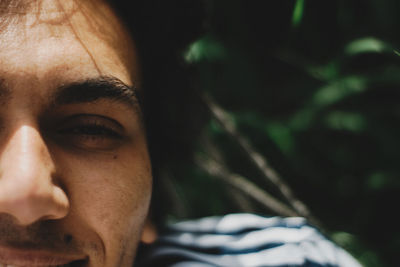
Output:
0 246 88 267
0 262 87 267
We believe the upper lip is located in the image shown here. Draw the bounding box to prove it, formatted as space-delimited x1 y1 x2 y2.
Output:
0 245 87 266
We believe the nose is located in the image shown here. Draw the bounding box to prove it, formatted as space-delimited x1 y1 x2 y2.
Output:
0 125 69 226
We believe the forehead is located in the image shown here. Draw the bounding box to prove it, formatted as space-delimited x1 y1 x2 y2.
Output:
0 0 138 88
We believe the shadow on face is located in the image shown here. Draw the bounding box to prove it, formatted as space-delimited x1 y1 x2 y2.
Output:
0 1 152 266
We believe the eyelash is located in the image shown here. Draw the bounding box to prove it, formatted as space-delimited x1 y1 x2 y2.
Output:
52 114 125 150
58 121 122 139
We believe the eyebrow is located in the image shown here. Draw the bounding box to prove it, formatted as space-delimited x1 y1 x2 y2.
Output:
52 76 142 111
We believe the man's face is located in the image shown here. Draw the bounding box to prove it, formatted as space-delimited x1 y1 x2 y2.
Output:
0 0 152 266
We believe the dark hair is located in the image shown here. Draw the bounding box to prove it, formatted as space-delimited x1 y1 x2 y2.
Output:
109 0 207 224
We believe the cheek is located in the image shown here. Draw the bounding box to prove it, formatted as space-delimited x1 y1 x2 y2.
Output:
81 169 152 231
85 173 151 265
53 144 152 265
73 151 152 224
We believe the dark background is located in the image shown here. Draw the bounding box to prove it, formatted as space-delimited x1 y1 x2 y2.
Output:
159 1 400 266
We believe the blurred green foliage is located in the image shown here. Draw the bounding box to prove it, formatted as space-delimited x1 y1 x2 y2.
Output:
292 0 305 27
169 1 400 266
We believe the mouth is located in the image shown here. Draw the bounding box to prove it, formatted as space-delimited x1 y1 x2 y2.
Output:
0 246 88 267
0 259 88 267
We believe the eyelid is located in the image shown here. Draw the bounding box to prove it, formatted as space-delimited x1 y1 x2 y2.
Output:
48 114 126 151
58 113 125 131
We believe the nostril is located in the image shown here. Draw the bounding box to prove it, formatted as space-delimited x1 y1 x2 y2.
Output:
0 125 69 224
0 182 69 225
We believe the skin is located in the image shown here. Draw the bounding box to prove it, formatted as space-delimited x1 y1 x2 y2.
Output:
0 0 152 266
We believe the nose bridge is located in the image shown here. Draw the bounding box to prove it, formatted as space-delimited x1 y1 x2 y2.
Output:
4 124 52 184
0 124 69 225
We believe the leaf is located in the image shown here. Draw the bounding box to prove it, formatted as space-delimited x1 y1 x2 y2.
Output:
266 123 294 155
312 76 366 107
345 37 393 55
324 111 366 133
292 0 305 28
184 37 226 63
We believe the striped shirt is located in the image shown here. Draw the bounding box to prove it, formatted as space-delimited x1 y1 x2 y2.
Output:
136 213 362 267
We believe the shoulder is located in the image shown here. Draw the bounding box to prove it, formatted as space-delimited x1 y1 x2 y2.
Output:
136 213 362 267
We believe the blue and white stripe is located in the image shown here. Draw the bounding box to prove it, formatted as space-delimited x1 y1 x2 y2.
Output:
136 213 362 267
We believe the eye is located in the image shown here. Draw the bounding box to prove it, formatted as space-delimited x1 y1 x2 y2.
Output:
59 122 121 138
54 114 125 150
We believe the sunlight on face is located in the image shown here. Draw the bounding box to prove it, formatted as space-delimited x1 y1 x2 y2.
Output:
0 1 152 266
